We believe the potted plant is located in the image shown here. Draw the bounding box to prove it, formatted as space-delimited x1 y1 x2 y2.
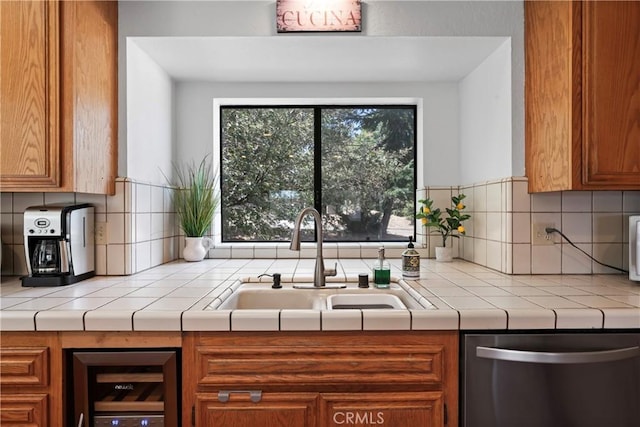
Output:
416 194 470 261
168 156 219 261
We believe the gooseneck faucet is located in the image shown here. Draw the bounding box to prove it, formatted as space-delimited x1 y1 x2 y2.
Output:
290 207 337 287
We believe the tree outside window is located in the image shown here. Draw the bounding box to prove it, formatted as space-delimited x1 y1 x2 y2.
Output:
220 105 416 242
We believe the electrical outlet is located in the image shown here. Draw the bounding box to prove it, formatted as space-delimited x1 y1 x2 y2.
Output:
95 222 108 245
531 223 554 245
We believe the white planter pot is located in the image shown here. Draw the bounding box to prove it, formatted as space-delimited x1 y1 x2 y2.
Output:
435 246 453 262
183 237 213 262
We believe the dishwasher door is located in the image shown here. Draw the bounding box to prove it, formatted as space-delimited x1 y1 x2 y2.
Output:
462 332 640 427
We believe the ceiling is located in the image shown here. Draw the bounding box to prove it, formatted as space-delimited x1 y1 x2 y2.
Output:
132 36 507 83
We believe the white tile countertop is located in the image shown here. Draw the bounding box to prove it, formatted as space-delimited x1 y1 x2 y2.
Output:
1 258 639 332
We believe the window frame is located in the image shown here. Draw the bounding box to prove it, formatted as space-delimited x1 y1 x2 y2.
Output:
213 98 424 246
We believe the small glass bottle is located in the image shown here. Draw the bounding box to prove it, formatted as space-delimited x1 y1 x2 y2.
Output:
402 236 420 278
373 247 391 288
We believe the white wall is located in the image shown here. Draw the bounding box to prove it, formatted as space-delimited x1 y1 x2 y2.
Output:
459 39 512 184
175 82 459 186
118 1 524 183
126 40 175 183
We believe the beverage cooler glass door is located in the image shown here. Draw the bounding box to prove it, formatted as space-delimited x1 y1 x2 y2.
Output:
462 332 640 427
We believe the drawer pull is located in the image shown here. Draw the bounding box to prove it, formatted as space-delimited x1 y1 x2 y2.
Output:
218 390 262 403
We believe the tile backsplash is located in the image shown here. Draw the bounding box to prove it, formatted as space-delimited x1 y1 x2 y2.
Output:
420 178 639 275
1 176 638 276
1 178 179 277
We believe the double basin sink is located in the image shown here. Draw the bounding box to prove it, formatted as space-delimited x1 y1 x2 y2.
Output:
213 279 427 311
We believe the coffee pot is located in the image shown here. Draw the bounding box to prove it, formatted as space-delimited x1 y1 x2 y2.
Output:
31 239 62 275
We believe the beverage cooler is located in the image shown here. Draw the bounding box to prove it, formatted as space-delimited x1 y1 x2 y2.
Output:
68 350 180 427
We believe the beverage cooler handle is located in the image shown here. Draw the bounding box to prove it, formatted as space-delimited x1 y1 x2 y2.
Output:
477 346 640 364
636 222 640 275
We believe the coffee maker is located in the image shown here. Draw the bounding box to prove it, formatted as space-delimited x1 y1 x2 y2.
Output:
22 204 95 287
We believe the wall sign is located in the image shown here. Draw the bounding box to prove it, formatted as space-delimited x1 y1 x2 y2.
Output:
277 0 362 33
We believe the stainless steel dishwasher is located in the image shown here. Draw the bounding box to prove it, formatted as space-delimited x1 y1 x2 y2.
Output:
462 332 640 427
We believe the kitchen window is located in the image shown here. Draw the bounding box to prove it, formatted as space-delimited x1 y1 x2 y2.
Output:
219 104 416 243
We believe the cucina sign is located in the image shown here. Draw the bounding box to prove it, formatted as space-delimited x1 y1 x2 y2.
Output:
277 0 362 32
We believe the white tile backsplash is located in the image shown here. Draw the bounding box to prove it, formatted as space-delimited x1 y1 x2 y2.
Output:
562 192 591 212
2 177 638 277
562 212 592 243
593 191 622 212
449 177 638 275
1 193 13 213
623 191 640 213
44 192 75 205
531 191 561 212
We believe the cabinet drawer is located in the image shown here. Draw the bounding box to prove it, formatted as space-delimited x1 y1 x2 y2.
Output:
196 392 318 426
0 394 48 426
0 347 49 386
196 344 444 389
320 391 443 427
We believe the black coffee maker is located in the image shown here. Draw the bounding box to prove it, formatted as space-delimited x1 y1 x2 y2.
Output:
22 204 95 287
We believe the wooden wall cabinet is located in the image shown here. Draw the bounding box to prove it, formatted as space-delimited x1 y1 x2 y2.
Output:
183 331 458 427
0 0 117 195
0 332 62 426
525 1 640 192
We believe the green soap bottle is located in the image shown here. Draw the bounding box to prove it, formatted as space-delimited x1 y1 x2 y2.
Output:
373 247 391 288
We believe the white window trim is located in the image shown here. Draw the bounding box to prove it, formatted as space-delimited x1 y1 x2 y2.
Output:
212 97 424 248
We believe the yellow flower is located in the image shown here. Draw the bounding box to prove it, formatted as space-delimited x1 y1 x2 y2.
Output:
422 207 430 214
421 218 428 225
457 225 465 233
456 203 465 210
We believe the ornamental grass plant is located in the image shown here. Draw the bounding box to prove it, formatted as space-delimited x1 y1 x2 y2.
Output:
416 194 471 247
169 156 219 237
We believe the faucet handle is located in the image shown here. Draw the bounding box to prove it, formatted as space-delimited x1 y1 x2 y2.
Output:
324 262 338 277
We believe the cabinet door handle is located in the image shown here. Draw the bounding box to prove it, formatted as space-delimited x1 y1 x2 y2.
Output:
218 390 262 403
477 345 640 364
77 413 84 427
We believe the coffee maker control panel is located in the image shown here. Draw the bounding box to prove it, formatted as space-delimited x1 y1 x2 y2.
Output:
25 214 62 236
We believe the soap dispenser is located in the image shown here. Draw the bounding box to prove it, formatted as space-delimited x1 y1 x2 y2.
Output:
402 236 420 278
373 247 391 288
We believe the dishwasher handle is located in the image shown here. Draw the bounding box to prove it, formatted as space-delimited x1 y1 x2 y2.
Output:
477 345 640 364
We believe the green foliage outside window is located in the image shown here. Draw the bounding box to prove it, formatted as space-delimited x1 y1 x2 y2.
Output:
221 106 416 242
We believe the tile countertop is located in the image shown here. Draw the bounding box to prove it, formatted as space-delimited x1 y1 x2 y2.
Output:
1 259 639 332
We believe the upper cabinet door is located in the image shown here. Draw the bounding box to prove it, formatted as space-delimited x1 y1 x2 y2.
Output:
0 0 117 195
582 1 640 188
0 0 60 189
525 1 639 192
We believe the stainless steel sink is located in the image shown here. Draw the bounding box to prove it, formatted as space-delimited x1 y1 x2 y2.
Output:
211 279 430 310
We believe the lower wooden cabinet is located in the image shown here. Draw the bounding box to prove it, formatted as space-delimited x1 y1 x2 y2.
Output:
0 394 49 427
0 394 48 426
0 333 62 427
196 392 318 427
196 391 443 427
320 392 443 427
184 331 458 427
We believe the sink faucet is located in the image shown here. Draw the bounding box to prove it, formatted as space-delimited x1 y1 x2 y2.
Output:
290 207 337 287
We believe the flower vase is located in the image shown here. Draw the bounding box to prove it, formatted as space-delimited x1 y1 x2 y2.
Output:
183 237 213 262
435 246 453 262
